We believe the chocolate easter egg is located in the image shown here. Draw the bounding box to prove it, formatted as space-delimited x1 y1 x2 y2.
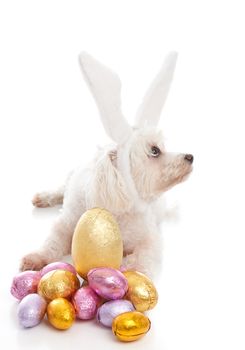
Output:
18 294 47 328
72 286 100 320
112 311 151 342
37 270 80 301
123 271 158 312
40 262 77 277
71 208 123 279
47 298 75 330
88 267 128 300
11 271 41 300
97 300 134 327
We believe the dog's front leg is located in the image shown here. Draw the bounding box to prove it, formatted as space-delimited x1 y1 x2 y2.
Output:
20 212 78 271
122 234 163 279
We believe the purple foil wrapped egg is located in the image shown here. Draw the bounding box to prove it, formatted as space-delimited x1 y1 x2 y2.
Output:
88 267 128 300
10 271 41 300
18 293 47 328
40 262 77 277
72 286 100 320
97 300 135 327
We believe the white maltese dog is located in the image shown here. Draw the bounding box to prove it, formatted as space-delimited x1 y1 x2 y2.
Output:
20 52 193 277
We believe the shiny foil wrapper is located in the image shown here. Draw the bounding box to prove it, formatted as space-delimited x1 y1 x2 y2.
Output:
71 208 123 279
88 267 128 300
18 293 47 328
47 298 75 330
11 270 41 300
72 286 100 320
37 269 80 301
97 300 134 327
123 271 158 312
40 262 77 277
112 311 151 342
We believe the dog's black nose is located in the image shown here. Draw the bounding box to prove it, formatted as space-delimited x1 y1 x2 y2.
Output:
184 154 194 164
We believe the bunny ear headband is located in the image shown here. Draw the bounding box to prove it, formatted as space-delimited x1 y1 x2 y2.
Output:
79 51 178 210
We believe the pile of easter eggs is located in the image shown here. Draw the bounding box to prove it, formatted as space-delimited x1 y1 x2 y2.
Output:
10 208 158 342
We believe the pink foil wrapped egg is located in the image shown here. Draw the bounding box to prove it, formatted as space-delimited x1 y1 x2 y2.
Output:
10 271 41 300
72 286 101 320
97 300 135 327
40 262 77 277
18 293 47 328
88 267 128 300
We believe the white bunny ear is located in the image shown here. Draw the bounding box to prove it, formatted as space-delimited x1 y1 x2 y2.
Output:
79 52 132 144
135 51 178 128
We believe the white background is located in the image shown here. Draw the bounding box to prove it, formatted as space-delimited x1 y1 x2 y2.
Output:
0 1 245 349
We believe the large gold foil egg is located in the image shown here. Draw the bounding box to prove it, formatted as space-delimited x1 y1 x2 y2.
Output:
71 208 123 279
112 311 151 342
37 270 80 301
123 271 158 312
47 298 75 330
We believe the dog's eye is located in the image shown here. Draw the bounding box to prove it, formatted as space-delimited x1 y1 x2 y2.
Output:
150 146 161 157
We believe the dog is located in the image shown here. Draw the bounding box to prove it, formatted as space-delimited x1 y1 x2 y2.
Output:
20 52 193 278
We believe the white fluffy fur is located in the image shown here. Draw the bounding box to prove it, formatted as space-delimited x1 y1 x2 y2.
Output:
21 52 193 278
135 51 178 128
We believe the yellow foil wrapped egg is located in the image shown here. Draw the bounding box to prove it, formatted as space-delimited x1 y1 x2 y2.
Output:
123 271 158 312
112 311 151 342
71 208 123 279
47 298 75 330
37 270 80 302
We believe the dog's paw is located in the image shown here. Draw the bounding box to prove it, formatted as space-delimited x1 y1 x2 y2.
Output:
123 254 142 272
20 252 48 271
123 254 155 278
32 193 50 208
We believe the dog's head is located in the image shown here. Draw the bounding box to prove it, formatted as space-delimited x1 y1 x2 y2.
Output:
80 52 193 209
129 128 193 201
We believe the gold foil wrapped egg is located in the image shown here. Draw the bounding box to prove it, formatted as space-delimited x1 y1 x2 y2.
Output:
112 311 151 342
123 271 158 312
71 208 123 279
47 298 75 330
37 270 80 302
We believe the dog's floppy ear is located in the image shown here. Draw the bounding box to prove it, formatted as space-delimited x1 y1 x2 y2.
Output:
79 52 132 143
135 51 178 128
86 149 131 213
